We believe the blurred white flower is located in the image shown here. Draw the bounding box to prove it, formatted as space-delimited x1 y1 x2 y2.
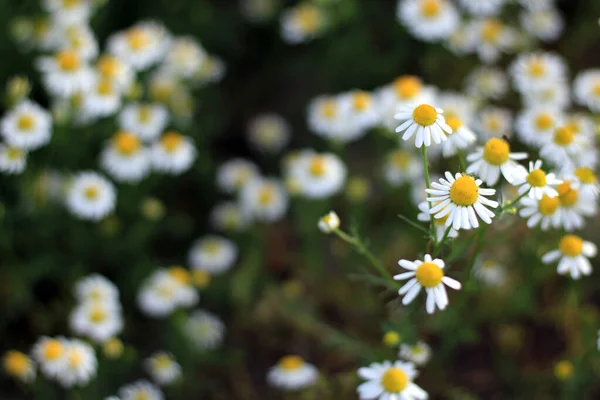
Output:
267 355 319 391
184 310 225 351
1 100 52 150
188 236 238 274
65 171 116 221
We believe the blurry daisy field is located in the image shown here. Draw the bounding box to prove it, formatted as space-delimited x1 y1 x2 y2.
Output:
5 0 600 399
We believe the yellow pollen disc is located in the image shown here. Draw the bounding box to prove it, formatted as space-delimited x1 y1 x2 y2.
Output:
415 261 444 288
593 83 600 97
393 76 422 99
481 20 502 42
482 138 510 165
420 0 440 18
309 156 327 177
383 332 401 347
279 355 304 371
538 195 559 216
160 131 184 152
3 351 29 376
89 307 107 323
192 269 212 288
97 56 120 78
67 350 83 367
17 114 35 131
84 186 99 200
97 79 114 96
127 28 151 51
534 113 553 130
450 176 479 206
56 50 81 72
553 126 574 146
559 235 583 257
258 186 275 206
133 390 151 400
381 367 409 393
557 182 578 207
413 346 425 354
322 215 334 225
528 61 546 77
43 340 64 360
412 104 438 127
352 91 371 111
296 5 320 32
555 361 574 381
138 106 153 123
153 354 172 370
102 338 123 359
319 99 337 119
526 169 547 187
114 131 141 155
446 116 462 132
391 151 411 169
63 0 81 8
203 241 221 255
6 147 22 160
168 266 191 285
575 167 596 184
486 117 500 132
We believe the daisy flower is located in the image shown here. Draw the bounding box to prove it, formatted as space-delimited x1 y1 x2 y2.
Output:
465 66 508 100
55 339 97 388
65 171 116 221
466 138 527 186
69 301 123 343
475 106 512 140
426 172 499 230
555 181 597 231
436 92 477 124
395 103 452 148
184 310 225 351
240 176 289 221
542 234 597 279
216 158 260 194
43 0 91 24
144 352 182 386
539 126 586 171
58 24 99 61
267 355 319 391
137 269 198 317
520 7 564 42
520 82 570 111
280 3 325 44
107 21 171 70
37 49 94 97
338 90 380 141
397 0 460 42
357 360 427 400
1 100 52 150
118 103 169 142
96 54 134 91
78 75 122 120
100 131 150 183
151 131 196 175
510 52 567 93
511 160 561 199
3 351 36 383
474 257 507 287
376 75 436 130
468 18 516 63
209 202 250 233
519 195 560 230
290 152 347 198
247 113 290 154
318 211 340 233
458 0 506 16
398 341 431 366
188 235 237 274
441 115 477 158
32 336 67 379
0 144 26 175
383 149 423 186
74 274 119 304
395 254 462 314
573 69 600 112
307 95 346 140
571 167 600 197
119 380 164 400
515 107 562 146
162 37 206 79
417 200 458 241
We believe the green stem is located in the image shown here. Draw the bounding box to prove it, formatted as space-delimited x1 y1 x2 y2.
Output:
457 150 466 171
421 146 435 241
333 229 397 288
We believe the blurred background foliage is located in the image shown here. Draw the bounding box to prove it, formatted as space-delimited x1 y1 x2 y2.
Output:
2 0 600 399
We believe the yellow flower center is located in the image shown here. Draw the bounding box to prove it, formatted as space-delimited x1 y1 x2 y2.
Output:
382 332 401 347
553 126 574 146
17 114 35 131
528 60 546 77
137 105 153 123
97 78 114 96
161 131 184 152
415 261 444 288
381 367 409 393
192 269 212 288
555 361 574 381
481 20 502 42
412 104 438 127
169 266 191 285
559 235 583 257
390 151 411 169
420 0 440 18
446 116 462 132
485 116 500 132
593 83 600 97
43 339 64 360
127 28 151 51
534 113 553 130
6 147 22 160
319 99 337 119
133 390 151 400
352 91 371 111
153 354 173 370
97 56 120 78
538 195 559 216
557 182 578 207
102 338 123 359
67 349 83 368
63 0 81 8
393 76 422 99
413 346 425 354
482 138 510 165
203 240 221 255
295 5 320 32
3 351 29 377
575 167 596 184
89 307 107 323
56 50 81 72
449 176 479 206
114 131 141 155
258 186 275 206
84 186 99 200
526 169 547 187
309 156 327 177
279 355 304 371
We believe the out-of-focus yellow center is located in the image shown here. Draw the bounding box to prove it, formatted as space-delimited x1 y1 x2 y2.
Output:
446 116 462 132
258 186 275 206
132 390 151 400
56 50 81 72
450 176 479 206
538 195 559 216
203 240 221 255
554 360 574 381
67 349 84 367
17 114 35 131
89 307 107 323
295 5 320 32
97 56 120 78
102 338 124 359
412 104 437 126
279 355 304 371
559 235 583 257
420 0 440 18
526 169 547 187
192 269 212 288
309 156 327 177
43 339 64 360
383 331 401 347
169 266 191 285
485 116 501 132
534 113 553 130
114 131 141 155
63 0 81 8
393 76 422 99
481 20 502 42
6 147 22 160
127 28 151 51
592 83 600 97
153 354 173 370
528 60 546 77
391 151 411 169
352 91 371 111
381 367 409 392
483 138 510 165
557 182 578 207
84 186 99 200
3 351 29 377
319 99 337 119
553 127 574 146
97 78 114 95
575 167 596 184
161 131 184 152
